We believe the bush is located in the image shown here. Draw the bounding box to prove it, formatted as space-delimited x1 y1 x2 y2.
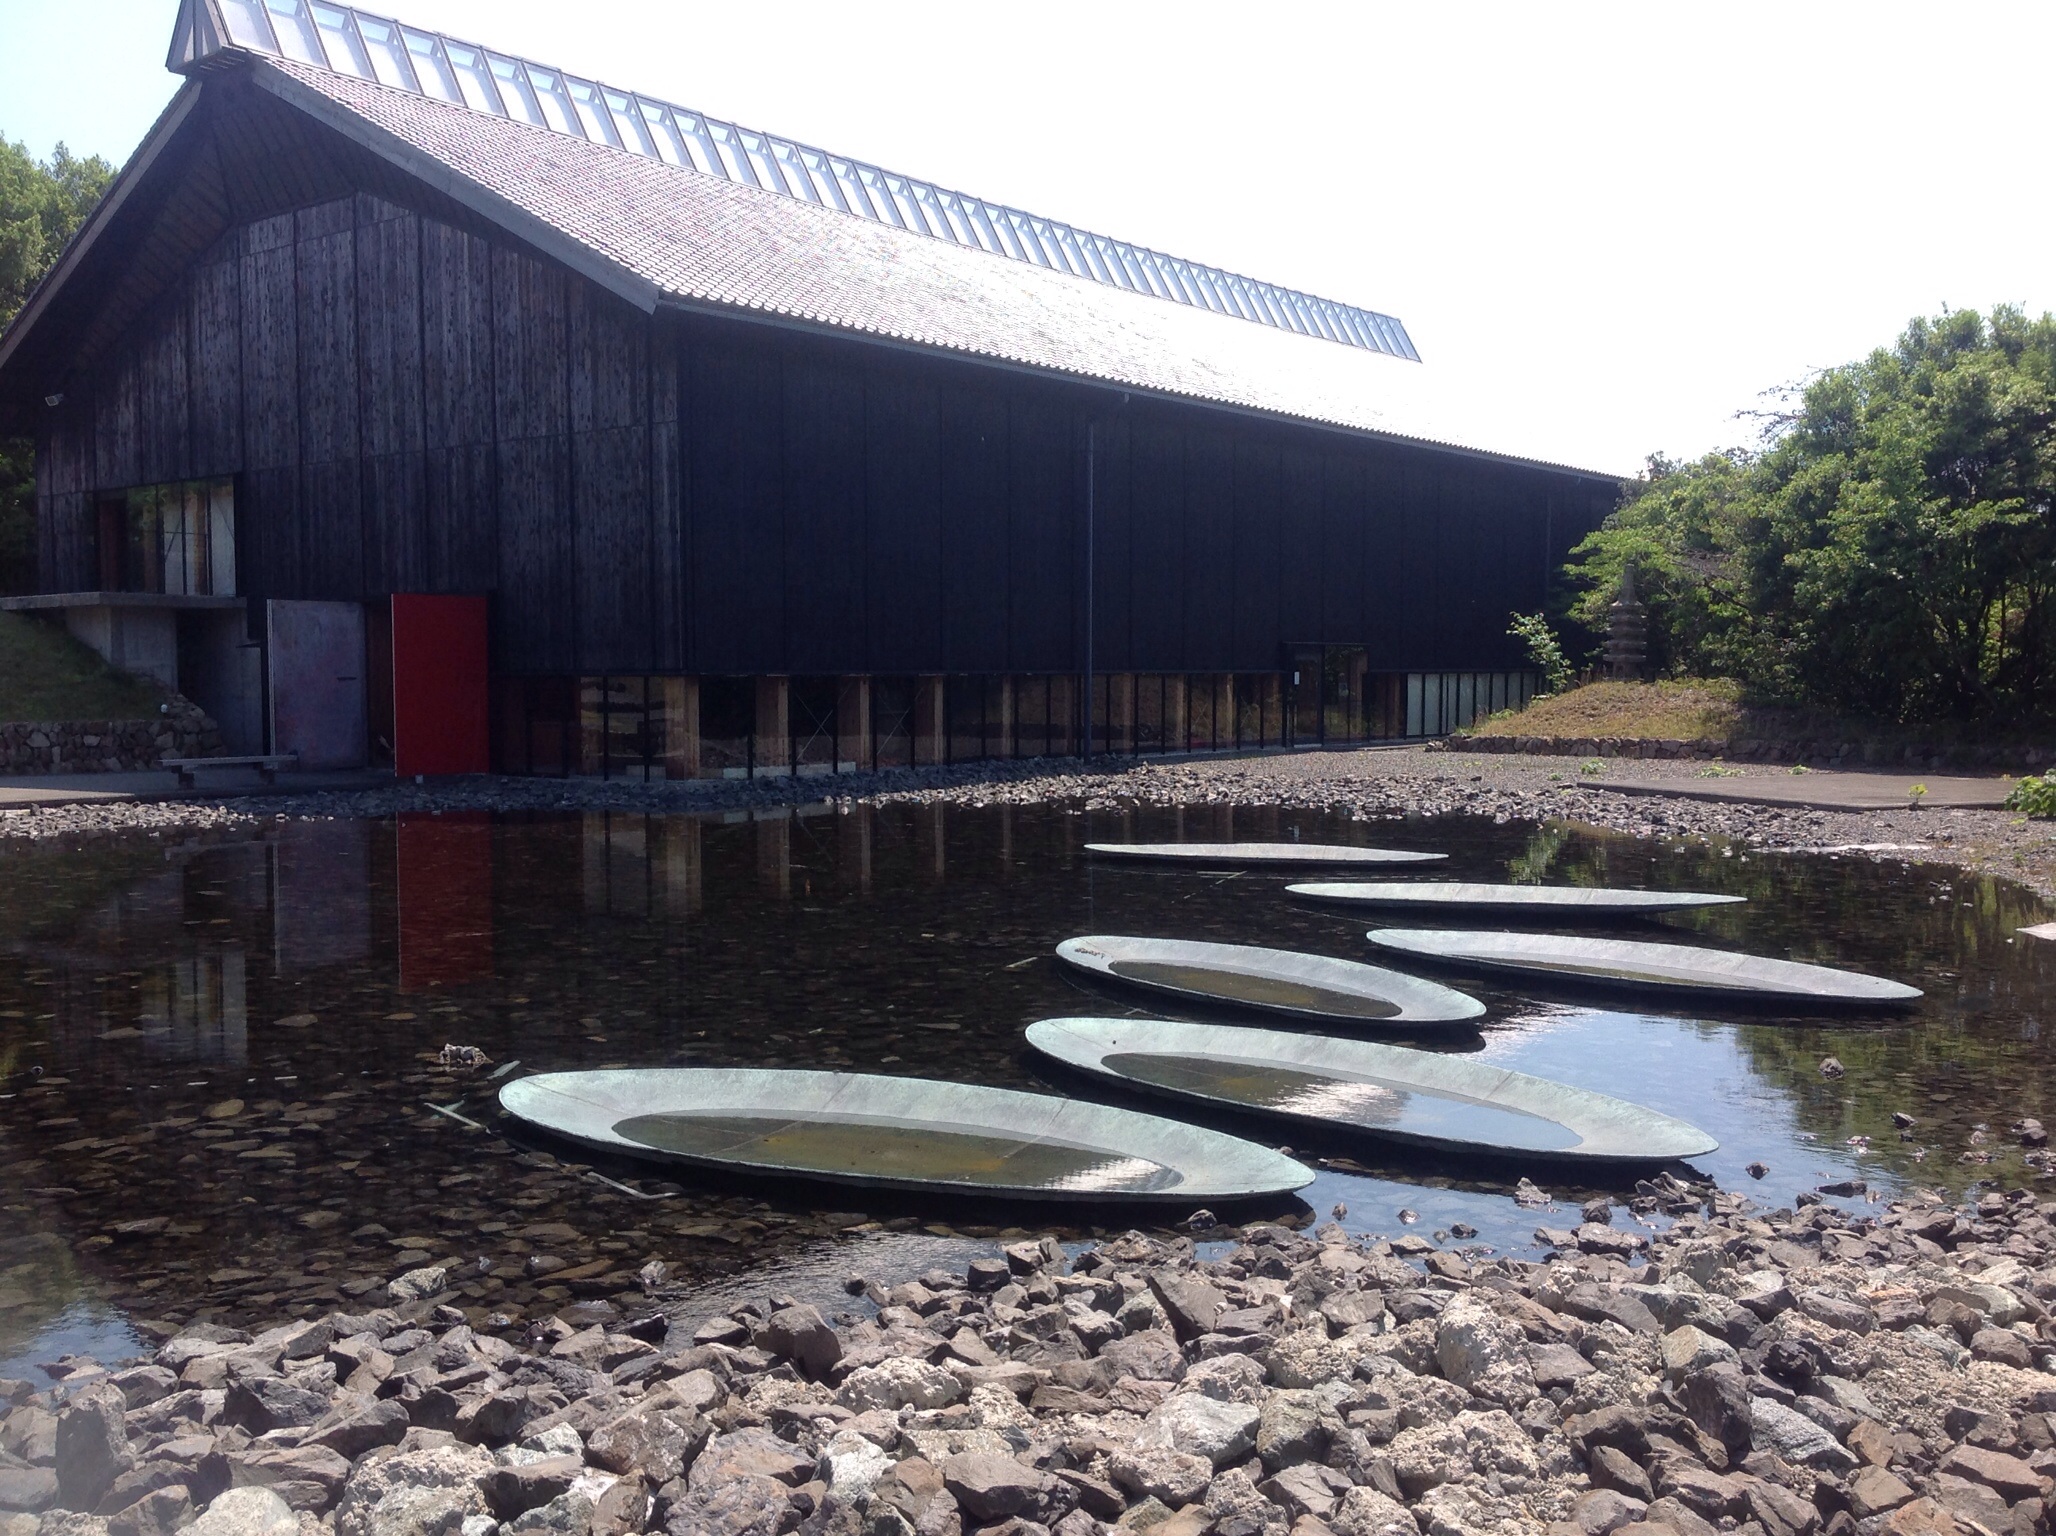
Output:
2006 775 2056 818
1508 612 1573 695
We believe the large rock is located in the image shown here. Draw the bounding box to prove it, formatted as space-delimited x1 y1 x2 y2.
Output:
1329 1486 1421 1536
333 1444 494 1536
1096 1328 1184 1386
0 1470 58 1515
1108 1444 1211 1509
1256 1390 1338 1471
659 1476 789 1536
1659 1326 1737 1383
220 1378 328 1436
834 1360 960 1414
585 1412 701 1488
480 1458 583 1521
104 1486 191 1536
228 1444 353 1510
1751 1398 1857 1472
756 1307 841 1380
940 1453 1062 1524
1433 1300 1536 1409
684 1432 812 1494
182 1489 296 1536
1937 1445 2044 1503
55 1384 133 1512
1137 1394 1259 1468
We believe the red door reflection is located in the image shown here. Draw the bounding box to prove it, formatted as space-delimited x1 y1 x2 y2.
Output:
397 812 493 990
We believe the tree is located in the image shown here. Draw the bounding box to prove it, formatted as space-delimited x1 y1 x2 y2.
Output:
0 136 115 593
1567 307 2056 725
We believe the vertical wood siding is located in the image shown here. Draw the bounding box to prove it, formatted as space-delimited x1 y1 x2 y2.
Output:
38 118 1617 676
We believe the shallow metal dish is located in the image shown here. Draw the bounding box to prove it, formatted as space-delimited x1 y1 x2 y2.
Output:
1057 935 1483 1026
500 1068 1313 1201
1027 1016 1719 1164
1290 881 1746 916
1364 928 1921 1003
1084 841 1445 867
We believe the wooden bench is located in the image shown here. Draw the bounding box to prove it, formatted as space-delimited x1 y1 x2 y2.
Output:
162 753 299 788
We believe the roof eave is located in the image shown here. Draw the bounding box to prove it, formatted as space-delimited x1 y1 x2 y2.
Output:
0 80 205 389
649 295 1623 483
246 56 663 316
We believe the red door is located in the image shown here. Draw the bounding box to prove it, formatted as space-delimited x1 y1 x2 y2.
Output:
391 595 489 776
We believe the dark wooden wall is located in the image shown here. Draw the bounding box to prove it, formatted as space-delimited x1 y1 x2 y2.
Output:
32 87 1618 680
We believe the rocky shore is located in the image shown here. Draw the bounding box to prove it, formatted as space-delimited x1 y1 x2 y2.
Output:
8 1175 2056 1536
1 748 2050 901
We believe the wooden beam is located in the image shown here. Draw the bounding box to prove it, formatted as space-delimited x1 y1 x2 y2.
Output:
754 675 789 777
837 675 869 770
662 676 699 779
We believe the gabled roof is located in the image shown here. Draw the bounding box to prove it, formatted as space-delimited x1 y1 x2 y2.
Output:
172 0 1419 362
0 2 1623 481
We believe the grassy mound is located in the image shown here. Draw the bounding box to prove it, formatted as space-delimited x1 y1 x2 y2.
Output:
0 611 168 722
1465 679 1744 741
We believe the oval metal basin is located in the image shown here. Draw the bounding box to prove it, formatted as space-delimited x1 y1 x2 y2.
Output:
499 1068 1313 1202
1027 1017 1718 1164
1364 928 1922 1004
1085 841 1445 867
1291 882 1746 916
1058 935 1484 1026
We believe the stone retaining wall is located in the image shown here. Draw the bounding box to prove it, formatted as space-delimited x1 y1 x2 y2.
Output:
0 696 223 773
1454 732 2052 771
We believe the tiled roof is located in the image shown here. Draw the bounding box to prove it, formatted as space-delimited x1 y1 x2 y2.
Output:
257 54 1612 479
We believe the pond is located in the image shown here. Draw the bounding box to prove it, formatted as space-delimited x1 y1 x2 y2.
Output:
1 798 2051 1376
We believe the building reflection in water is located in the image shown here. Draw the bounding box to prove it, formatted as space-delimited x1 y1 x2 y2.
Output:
398 813 493 991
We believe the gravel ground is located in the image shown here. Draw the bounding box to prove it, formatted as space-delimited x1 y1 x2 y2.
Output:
0 746 2049 903
11 1174 2056 1536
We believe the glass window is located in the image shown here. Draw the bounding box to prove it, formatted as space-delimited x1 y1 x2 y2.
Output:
704 123 750 184
639 103 688 167
525 67 581 136
564 80 614 144
311 3 373 77
354 15 417 90
669 112 719 175
604 91 652 154
441 43 504 114
798 151 849 212
738 131 789 194
489 56 546 125
111 480 235 596
217 0 279 51
402 28 461 100
857 167 903 227
263 0 325 64
771 142 820 203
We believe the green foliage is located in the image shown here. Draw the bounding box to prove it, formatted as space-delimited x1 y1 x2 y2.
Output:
0 135 113 595
2006 774 2056 818
1508 611 1574 695
1569 307 2056 725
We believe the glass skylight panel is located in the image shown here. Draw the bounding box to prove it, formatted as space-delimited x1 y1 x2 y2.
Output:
263 0 325 64
217 0 279 50
354 15 416 89
564 81 614 145
440 43 503 114
604 92 651 155
637 103 687 165
400 29 457 99
488 56 546 125
524 67 581 137
311 4 372 76
770 142 820 204
191 0 1416 360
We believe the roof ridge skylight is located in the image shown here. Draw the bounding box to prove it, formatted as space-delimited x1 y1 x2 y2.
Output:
168 0 1420 361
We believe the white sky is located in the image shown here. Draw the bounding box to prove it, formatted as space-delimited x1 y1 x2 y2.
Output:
2 0 2051 476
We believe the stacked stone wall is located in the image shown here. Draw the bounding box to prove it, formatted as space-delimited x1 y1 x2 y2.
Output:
0 696 223 773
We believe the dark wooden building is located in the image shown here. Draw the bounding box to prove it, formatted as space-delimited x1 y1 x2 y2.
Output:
0 0 1620 777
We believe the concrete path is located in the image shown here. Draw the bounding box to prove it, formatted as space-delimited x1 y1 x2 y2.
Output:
0 768 394 808
1579 771 2015 813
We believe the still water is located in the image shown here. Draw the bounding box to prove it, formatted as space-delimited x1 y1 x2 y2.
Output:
1 799 2051 1375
